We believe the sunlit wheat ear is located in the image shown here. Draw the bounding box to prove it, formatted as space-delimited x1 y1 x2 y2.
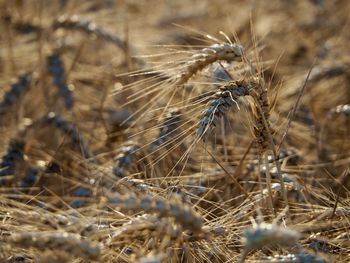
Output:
9 209 99 236
247 77 271 154
6 232 101 261
0 73 31 124
53 14 126 51
239 222 301 263
260 253 327 263
108 215 183 252
247 76 290 214
47 52 74 109
245 222 299 247
113 41 245 128
197 79 253 140
112 215 174 238
10 209 80 228
174 42 243 86
105 193 204 233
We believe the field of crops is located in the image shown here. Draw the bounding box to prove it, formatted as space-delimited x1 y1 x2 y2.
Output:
0 0 349 262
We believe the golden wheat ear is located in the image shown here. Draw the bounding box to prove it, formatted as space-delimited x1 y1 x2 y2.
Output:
175 43 244 86
7 232 101 261
239 222 301 263
106 192 204 234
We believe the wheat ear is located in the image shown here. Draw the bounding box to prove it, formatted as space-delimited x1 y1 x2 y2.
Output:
7 232 101 261
41 112 92 158
249 78 290 215
239 222 300 263
175 43 243 86
0 139 25 178
197 79 252 139
260 253 327 263
0 73 31 123
53 15 126 51
106 193 204 233
47 52 74 109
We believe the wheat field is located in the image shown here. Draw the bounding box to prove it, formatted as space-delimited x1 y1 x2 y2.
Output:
0 0 349 262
